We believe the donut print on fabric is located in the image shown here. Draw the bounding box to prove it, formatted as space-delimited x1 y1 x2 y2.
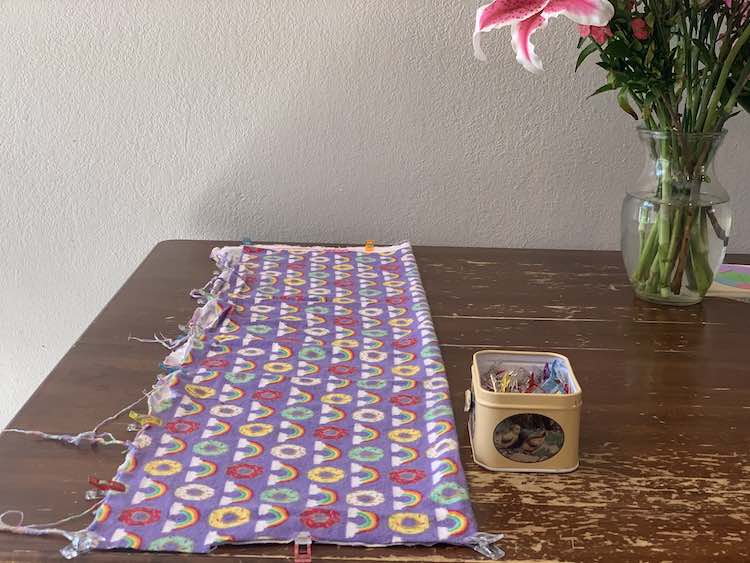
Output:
87 243 482 554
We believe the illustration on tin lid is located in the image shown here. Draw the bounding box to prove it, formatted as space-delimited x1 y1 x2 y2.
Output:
493 413 564 463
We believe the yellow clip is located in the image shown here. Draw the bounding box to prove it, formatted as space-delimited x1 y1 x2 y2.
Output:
499 373 511 393
128 410 163 427
364 240 375 252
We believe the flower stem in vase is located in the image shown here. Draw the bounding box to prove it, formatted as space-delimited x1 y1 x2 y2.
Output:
689 208 713 295
666 208 684 269
669 206 695 295
656 141 673 296
634 218 658 283
646 250 661 295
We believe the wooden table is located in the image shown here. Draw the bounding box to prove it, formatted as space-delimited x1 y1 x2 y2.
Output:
1 240 749 562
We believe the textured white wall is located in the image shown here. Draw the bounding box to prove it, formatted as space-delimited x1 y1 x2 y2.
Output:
1 1 749 427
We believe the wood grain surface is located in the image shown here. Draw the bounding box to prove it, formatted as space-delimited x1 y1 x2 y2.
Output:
1 240 748 562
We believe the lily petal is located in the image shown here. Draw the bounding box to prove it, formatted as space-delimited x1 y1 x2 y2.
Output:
510 12 548 73
474 0 549 61
542 0 614 26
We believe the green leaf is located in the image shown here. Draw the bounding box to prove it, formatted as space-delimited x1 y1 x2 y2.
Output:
692 40 714 66
575 42 599 71
618 87 639 120
642 103 652 121
588 83 617 98
604 38 632 59
727 74 750 114
645 43 656 65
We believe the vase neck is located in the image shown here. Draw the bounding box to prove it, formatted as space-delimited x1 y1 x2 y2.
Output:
634 129 729 205
638 129 728 200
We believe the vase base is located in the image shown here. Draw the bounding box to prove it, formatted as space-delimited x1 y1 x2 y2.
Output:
633 289 704 306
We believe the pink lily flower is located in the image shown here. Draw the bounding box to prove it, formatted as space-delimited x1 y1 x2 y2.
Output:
473 0 615 73
723 0 749 22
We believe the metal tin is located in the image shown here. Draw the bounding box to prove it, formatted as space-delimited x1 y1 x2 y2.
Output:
466 350 582 473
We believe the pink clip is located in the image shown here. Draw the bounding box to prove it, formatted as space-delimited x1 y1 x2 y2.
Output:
293 532 312 563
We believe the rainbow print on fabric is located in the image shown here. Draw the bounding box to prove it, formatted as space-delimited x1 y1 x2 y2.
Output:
87 242 494 555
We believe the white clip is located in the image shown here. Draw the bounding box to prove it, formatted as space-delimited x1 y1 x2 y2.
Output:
464 389 473 412
60 531 101 559
465 532 505 560
84 490 103 501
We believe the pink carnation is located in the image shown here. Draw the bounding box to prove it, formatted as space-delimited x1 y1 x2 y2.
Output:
631 17 649 40
578 24 613 45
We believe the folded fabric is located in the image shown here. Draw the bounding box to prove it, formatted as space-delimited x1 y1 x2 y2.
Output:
86 242 502 558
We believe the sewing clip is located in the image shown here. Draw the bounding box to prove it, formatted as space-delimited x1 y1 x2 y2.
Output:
88 476 126 492
498 372 511 393
293 531 312 563
128 411 162 427
364 240 375 252
464 389 473 412
60 531 101 559
85 476 126 500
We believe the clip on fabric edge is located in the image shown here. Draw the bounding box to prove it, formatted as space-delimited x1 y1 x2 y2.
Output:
128 411 162 427
85 476 126 500
465 532 506 559
293 532 313 563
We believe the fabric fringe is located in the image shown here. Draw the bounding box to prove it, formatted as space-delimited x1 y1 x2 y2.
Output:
0 391 165 556
0 429 127 448
128 332 188 350
0 392 156 448
0 506 104 559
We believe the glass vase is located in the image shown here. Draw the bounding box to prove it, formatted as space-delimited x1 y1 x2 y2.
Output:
621 129 732 306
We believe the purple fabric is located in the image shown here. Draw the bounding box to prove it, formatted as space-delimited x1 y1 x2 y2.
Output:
88 242 480 554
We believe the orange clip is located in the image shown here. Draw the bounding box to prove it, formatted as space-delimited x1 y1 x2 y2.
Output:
364 240 375 252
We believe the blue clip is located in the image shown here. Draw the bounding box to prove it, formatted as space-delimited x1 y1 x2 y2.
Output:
159 362 180 374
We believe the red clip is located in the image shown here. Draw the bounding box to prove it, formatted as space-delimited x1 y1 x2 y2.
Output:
293 532 312 563
88 476 126 493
